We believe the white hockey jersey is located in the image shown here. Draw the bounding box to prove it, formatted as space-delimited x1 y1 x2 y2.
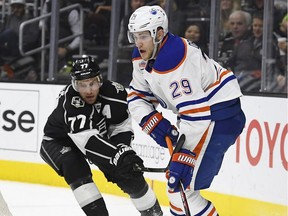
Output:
127 33 243 150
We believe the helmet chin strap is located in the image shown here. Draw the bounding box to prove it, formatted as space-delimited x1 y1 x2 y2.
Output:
71 79 79 92
149 41 160 60
149 34 166 60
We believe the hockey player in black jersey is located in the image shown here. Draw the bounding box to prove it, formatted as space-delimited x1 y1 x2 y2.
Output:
40 56 163 216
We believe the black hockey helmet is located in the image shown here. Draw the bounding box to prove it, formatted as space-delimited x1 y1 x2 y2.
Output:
71 56 103 91
71 55 100 81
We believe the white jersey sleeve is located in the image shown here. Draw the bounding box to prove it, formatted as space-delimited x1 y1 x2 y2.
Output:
127 57 159 124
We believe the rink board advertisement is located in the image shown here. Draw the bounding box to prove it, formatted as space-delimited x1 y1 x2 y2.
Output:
0 83 64 162
0 83 287 215
0 89 39 152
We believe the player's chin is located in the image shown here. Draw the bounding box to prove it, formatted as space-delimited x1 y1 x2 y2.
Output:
84 96 96 104
140 54 149 61
139 51 148 60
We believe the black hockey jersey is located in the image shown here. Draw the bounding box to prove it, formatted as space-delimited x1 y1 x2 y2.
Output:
43 80 133 146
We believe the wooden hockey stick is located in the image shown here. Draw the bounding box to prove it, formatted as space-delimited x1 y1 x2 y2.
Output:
166 135 191 216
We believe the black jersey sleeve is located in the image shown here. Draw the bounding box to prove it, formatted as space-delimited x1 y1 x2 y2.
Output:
43 85 71 139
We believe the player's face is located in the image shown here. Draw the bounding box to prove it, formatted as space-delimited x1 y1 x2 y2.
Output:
132 31 154 60
77 77 101 104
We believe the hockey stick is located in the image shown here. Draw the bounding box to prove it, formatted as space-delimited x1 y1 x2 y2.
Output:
133 134 186 173
133 164 167 172
166 136 191 216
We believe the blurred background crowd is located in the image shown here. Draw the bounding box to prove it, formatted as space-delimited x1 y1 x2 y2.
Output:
0 0 287 95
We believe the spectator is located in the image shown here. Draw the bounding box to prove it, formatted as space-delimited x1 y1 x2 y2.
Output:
276 14 287 70
226 12 281 92
159 0 186 36
271 14 288 94
0 0 39 60
220 0 241 39
84 0 112 45
41 0 81 71
275 13 288 42
184 22 208 54
242 0 264 13
242 0 287 33
0 0 40 81
218 10 252 66
182 0 210 42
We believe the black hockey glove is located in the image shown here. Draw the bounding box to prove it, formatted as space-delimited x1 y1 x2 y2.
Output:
111 144 144 178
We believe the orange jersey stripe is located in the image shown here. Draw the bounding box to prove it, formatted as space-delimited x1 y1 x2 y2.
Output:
127 91 144 98
132 56 142 62
127 91 158 104
180 106 210 115
193 126 209 159
169 202 183 212
205 70 232 91
159 34 169 49
208 206 216 216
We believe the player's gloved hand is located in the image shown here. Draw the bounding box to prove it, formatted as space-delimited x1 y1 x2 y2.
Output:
167 149 196 192
140 111 179 148
110 144 144 178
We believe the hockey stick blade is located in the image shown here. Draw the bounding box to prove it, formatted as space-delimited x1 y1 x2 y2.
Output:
133 134 186 173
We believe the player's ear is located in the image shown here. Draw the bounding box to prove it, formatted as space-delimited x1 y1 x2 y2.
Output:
156 28 164 42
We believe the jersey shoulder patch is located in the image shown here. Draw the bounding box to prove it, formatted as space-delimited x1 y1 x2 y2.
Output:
57 84 76 102
100 80 127 99
60 85 84 109
153 34 187 73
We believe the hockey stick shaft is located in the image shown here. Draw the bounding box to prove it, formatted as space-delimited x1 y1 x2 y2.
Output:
166 136 191 216
133 164 166 172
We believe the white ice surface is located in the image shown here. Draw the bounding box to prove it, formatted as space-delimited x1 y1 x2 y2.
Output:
0 180 170 216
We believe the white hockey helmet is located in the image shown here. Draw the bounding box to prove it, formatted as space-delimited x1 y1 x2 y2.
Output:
127 5 168 44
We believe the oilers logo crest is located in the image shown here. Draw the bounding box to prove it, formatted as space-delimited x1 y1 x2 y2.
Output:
139 60 146 70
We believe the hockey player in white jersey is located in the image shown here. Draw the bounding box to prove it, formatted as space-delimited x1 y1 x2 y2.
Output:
127 5 246 216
